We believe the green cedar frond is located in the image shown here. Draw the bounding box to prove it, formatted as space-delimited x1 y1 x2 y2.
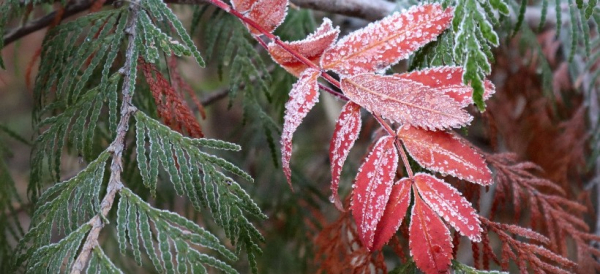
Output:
141 0 205 67
0 142 25 273
201 11 271 103
452 0 505 110
29 74 120 199
16 152 110 268
135 111 266 272
87 247 124 274
33 9 125 118
117 188 237 273
27 223 91 274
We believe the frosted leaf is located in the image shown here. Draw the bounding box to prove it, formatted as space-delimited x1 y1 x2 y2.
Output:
372 178 412 251
243 0 288 35
395 66 495 107
268 18 339 77
329 101 362 211
413 173 482 242
350 136 398 250
341 74 472 130
397 124 492 185
409 191 453 274
321 4 453 76
281 68 320 186
231 0 256 12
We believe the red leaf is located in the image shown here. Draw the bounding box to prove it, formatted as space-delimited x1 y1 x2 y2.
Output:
321 4 453 76
231 0 256 12
329 101 362 211
351 136 398 250
395 66 495 107
372 178 412 251
413 173 482 242
410 189 453 274
245 0 288 35
341 74 472 130
281 68 320 187
268 19 339 77
397 125 492 185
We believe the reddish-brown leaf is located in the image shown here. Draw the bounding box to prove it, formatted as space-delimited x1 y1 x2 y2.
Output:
329 101 362 211
245 0 288 35
281 68 320 187
321 4 453 76
395 67 495 107
398 125 492 185
351 135 398 250
341 74 472 130
231 0 256 12
413 173 482 242
410 188 453 274
372 178 412 251
268 19 339 77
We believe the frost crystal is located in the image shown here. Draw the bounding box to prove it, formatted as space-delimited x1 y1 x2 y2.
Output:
341 74 472 130
281 68 320 186
321 4 453 76
351 136 398 250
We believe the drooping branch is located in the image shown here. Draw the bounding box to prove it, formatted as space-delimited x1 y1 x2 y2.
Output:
2 0 395 48
69 2 141 273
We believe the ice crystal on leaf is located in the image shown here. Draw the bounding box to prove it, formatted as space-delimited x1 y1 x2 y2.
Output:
372 178 412 251
410 189 453 274
413 173 482 242
329 102 362 211
232 0 288 35
268 19 339 77
395 66 495 107
350 136 398 250
341 74 472 130
398 124 492 185
321 4 453 76
281 68 320 186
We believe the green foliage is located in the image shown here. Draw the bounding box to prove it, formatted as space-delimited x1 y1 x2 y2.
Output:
2 1 265 273
117 187 237 273
15 151 109 269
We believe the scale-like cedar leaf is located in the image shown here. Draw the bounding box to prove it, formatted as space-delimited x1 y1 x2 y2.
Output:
321 4 453 76
372 178 412 251
329 101 362 211
398 125 492 185
413 173 482 242
351 136 398 250
281 68 320 186
237 0 288 35
410 188 452 274
268 18 339 76
341 74 472 130
395 67 495 107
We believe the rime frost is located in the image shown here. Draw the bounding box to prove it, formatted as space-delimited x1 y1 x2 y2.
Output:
341 74 473 130
329 102 362 211
371 178 412 251
398 124 493 185
350 136 398 250
409 193 453 274
395 66 495 107
281 69 320 185
321 4 453 76
413 173 483 242
268 18 339 76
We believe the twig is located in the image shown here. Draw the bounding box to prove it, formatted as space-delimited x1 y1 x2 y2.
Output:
69 1 140 273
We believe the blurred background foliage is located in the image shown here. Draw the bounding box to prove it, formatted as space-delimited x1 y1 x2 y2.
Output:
0 0 599 272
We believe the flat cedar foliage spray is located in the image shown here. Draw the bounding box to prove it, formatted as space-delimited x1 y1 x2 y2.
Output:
0 0 599 273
